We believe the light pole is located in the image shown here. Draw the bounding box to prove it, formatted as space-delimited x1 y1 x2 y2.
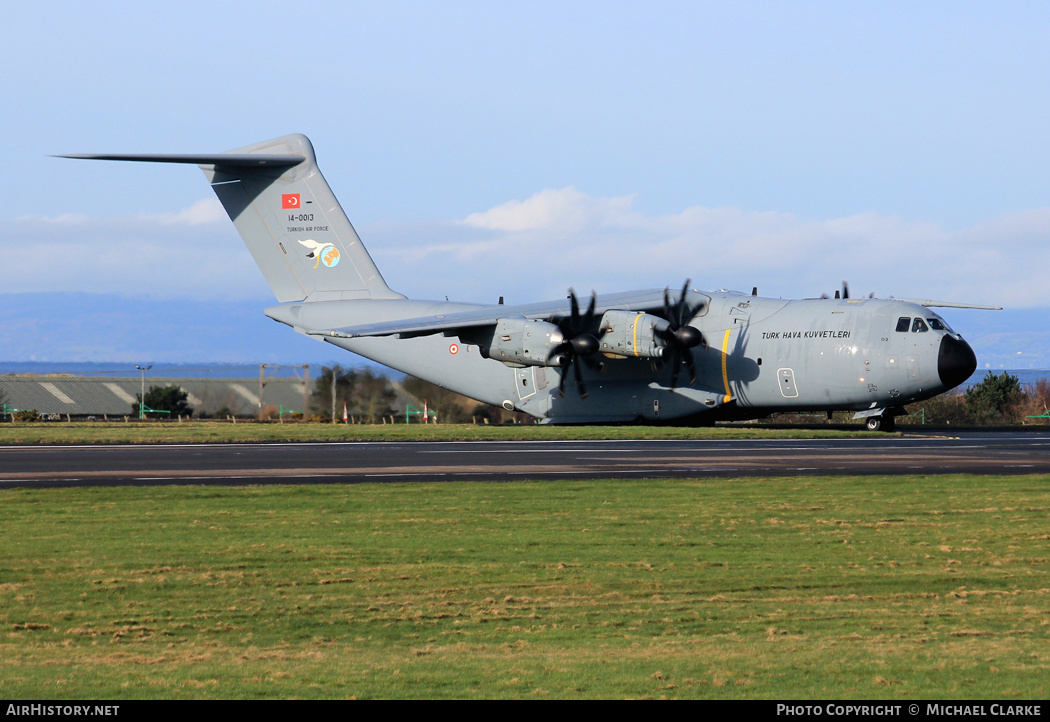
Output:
135 365 152 419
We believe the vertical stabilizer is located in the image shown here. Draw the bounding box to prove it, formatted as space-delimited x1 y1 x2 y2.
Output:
61 134 403 303
203 134 402 303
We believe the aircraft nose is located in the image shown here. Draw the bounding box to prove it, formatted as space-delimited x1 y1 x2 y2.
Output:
938 334 977 390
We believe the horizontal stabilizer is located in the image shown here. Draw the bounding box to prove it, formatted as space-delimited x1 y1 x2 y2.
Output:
56 153 305 168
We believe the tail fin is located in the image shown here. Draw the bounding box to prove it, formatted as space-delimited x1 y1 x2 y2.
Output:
62 133 403 303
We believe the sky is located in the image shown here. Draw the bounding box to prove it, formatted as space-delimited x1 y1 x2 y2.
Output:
2 1 1049 368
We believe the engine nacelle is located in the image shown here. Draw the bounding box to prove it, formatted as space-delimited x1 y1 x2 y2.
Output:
597 310 669 359
482 318 566 367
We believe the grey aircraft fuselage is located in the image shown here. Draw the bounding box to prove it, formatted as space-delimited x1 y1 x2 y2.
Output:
267 291 974 426
60 134 981 428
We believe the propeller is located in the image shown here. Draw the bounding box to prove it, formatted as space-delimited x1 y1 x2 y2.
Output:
657 279 705 390
549 289 602 398
821 281 875 300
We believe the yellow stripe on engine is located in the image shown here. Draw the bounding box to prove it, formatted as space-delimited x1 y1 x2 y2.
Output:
631 313 642 357
721 328 732 403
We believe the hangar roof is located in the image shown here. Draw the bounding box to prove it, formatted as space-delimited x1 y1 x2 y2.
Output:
0 376 312 418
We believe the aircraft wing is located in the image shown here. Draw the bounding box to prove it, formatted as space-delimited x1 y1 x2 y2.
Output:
891 298 1003 310
308 289 676 339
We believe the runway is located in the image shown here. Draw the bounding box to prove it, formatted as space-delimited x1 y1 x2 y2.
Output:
2 430 1050 489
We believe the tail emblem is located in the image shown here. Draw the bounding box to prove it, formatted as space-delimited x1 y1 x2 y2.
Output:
298 239 341 269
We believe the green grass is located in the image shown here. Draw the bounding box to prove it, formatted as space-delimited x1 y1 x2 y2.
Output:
2 475 1048 699
0 421 875 445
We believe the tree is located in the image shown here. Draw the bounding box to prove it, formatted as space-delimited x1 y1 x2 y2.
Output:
134 384 193 419
348 368 397 422
401 376 478 423
312 365 355 421
965 372 1021 423
399 376 532 424
312 365 397 422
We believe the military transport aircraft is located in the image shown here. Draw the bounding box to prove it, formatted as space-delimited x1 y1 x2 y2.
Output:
62 134 996 430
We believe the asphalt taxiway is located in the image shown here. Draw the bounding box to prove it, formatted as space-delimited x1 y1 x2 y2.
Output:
2 430 1049 489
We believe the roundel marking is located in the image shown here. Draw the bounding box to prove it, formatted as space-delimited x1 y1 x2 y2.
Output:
449 343 459 355
321 246 341 268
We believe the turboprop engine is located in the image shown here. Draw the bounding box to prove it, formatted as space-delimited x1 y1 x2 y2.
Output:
482 318 595 368
597 310 703 359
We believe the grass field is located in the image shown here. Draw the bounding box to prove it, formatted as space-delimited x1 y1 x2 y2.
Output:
2 474 1048 699
0 421 873 445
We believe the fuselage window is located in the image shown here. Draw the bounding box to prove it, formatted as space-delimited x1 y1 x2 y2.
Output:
928 318 948 331
912 318 929 333
896 317 911 332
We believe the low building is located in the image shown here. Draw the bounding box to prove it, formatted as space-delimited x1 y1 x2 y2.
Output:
0 376 311 419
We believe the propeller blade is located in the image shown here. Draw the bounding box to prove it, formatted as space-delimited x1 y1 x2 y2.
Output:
684 351 697 386
668 352 681 391
554 288 602 398
656 278 704 390
677 279 691 326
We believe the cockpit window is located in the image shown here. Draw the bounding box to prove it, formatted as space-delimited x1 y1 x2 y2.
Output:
896 317 911 332
927 317 954 333
912 318 929 333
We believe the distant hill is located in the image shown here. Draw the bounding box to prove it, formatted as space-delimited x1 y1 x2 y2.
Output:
2 291 1047 374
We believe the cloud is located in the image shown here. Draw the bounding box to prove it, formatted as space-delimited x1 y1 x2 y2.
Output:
4 191 1048 310
463 187 638 233
371 188 1049 309
2 199 268 300
151 198 228 226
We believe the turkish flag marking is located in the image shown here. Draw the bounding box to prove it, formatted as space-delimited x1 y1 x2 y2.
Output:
282 193 301 209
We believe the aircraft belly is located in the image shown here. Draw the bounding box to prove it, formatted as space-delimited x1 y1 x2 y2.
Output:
331 335 526 411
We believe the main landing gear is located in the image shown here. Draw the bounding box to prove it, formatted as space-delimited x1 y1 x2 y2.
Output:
864 414 895 433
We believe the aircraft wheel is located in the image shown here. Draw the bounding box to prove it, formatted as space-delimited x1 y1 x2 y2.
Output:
864 415 895 432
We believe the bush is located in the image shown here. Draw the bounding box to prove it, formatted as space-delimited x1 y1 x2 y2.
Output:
258 404 280 421
903 391 969 425
1019 379 1050 423
965 372 1021 424
134 384 193 419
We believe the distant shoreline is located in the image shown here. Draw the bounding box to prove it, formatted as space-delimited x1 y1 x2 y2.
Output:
0 360 392 379
2 361 1045 388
